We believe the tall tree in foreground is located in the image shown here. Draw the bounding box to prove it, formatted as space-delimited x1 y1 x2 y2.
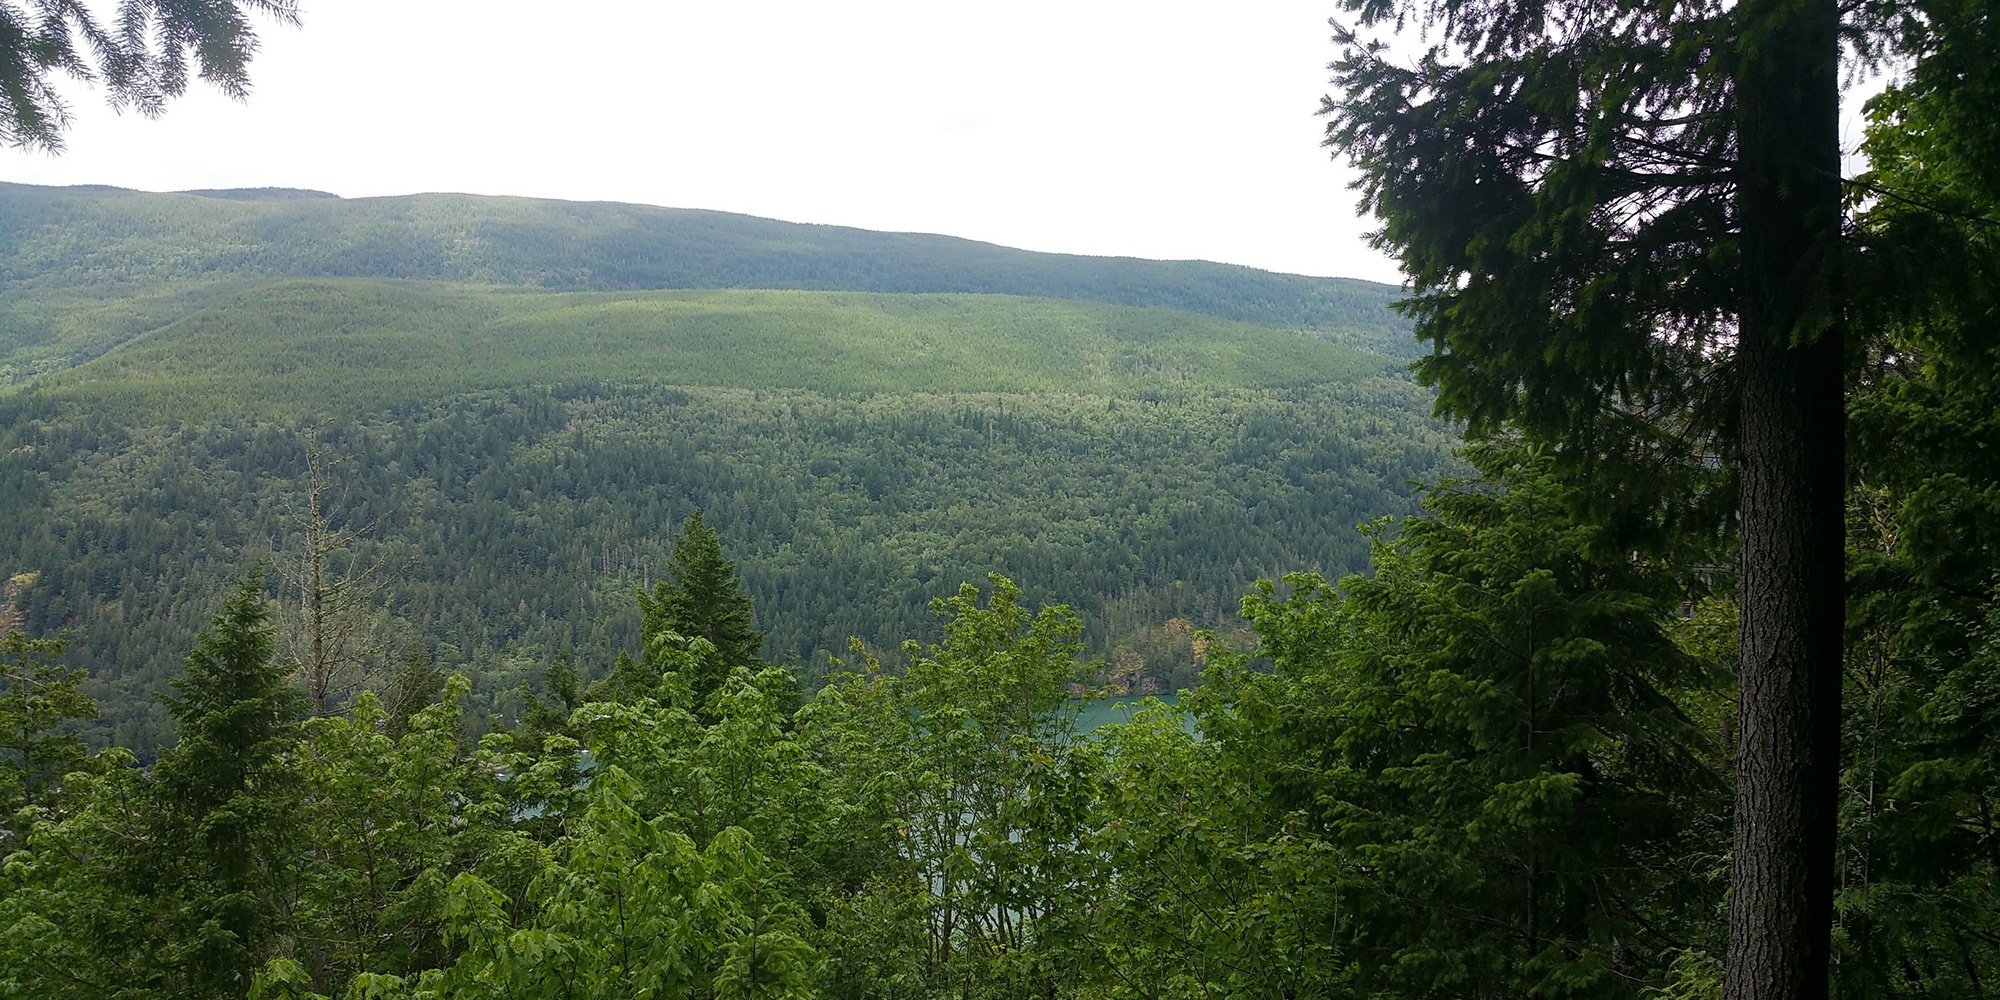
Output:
1726 0 1846 995
153 570 301 997
1322 1 1847 997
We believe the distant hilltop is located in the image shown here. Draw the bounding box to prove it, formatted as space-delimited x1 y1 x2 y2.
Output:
175 187 342 201
0 180 1419 367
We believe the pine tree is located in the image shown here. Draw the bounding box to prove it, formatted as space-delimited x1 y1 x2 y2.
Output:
1322 1 1855 994
523 652 585 745
382 640 445 740
1832 11 2000 991
1 1 300 152
1214 448 1726 997
0 632 96 836
640 511 765 705
152 570 302 997
0 572 96 829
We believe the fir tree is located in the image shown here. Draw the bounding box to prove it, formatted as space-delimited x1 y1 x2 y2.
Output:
1832 13 2000 990
640 511 765 705
152 570 302 997
0 1 300 152
1216 448 1727 997
382 640 445 740
522 652 584 746
0 631 96 836
1323 0 1858 993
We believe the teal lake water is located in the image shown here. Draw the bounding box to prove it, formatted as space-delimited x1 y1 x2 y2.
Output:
1072 692 1183 733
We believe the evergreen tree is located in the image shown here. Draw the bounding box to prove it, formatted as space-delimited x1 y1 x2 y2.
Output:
522 652 584 746
0 631 95 839
1181 449 1727 997
0 571 96 831
0 1 300 152
382 640 445 740
1832 15 2000 991
151 570 302 997
1321 0 1891 993
640 511 766 705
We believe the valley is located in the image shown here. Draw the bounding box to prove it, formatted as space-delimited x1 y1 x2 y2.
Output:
0 183 1454 750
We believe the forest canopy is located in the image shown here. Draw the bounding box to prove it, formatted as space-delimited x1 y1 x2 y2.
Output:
2 0 1997 991
0 193 1458 751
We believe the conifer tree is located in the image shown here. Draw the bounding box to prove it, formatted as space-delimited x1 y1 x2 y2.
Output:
152 570 302 997
523 653 585 745
382 640 445 740
0 572 95 828
640 511 765 704
1832 11 2000 991
1323 0 1858 994
0 631 95 838
1 1 300 152
1189 448 1727 997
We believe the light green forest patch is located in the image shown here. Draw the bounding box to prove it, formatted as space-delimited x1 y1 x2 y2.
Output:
28 281 1398 419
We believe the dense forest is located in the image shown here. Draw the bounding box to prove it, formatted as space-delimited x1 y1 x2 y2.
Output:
0 272 1458 751
4 425 1992 997
0 183 1449 753
3 0 1998 995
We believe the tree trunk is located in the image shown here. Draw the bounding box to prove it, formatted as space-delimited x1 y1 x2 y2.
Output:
1726 0 1845 995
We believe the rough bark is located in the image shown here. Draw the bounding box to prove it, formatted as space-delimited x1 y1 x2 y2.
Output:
1725 0 1846 995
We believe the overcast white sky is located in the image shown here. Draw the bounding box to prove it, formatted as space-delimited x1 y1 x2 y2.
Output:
0 1 1406 283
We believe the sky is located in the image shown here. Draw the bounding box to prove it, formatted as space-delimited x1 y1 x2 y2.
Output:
0 1 1408 283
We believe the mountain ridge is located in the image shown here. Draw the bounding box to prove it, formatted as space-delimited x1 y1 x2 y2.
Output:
32 181 1384 278
0 181 1419 382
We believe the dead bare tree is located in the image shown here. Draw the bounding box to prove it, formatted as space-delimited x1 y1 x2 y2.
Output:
281 443 394 716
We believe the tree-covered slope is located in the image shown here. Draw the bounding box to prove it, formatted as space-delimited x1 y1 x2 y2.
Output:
0 279 1455 751
33 281 1398 417
0 181 1416 381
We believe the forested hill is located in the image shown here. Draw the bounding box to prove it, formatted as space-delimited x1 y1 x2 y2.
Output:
0 181 1413 381
0 181 1454 753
